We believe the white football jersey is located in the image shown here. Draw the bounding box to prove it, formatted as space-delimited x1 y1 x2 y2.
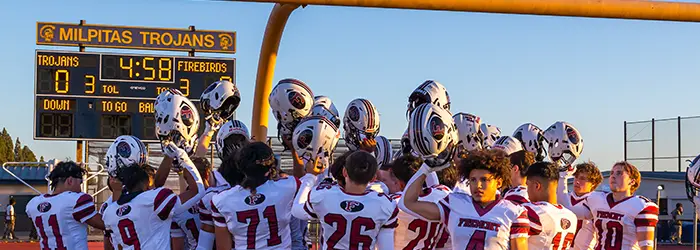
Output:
394 185 452 250
197 185 230 227
503 185 529 205
575 192 659 250
567 192 596 250
523 201 578 250
103 187 181 250
171 206 200 250
299 181 399 250
26 191 97 250
211 177 299 250
437 193 529 250
101 195 124 249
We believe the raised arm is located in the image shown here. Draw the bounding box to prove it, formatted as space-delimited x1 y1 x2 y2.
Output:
154 156 173 188
195 121 219 157
291 173 319 221
163 142 205 212
400 166 441 221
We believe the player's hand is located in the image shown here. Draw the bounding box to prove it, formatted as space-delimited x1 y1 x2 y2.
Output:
204 116 222 135
359 138 377 153
305 157 326 176
163 142 188 172
559 163 576 178
281 131 294 150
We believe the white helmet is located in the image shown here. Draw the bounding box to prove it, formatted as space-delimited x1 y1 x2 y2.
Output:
544 121 584 169
453 112 483 152
343 98 380 151
408 103 457 170
513 123 547 161
269 78 314 130
480 123 501 149
687 154 700 198
215 120 250 160
154 89 200 154
311 96 341 128
292 116 341 168
199 80 241 124
374 135 393 169
407 80 451 119
492 136 524 156
105 135 147 177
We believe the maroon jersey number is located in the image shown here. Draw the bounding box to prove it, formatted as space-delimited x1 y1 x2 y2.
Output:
403 219 441 250
235 205 282 249
185 218 200 243
118 218 141 250
466 230 486 250
594 220 624 250
552 232 575 250
35 215 67 250
323 213 377 250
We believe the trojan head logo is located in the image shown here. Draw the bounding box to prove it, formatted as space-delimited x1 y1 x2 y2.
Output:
296 129 313 149
180 105 194 126
348 106 360 122
340 200 364 212
561 218 572 230
244 193 266 206
37 202 52 213
566 126 579 144
39 25 55 42
288 92 306 110
116 141 131 158
116 205 132 217
429 116 446 140
218 34 234 50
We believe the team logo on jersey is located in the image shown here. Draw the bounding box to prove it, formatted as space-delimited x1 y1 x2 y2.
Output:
180 105 195 126
116 141 131 158
430 116 446 140
116 205 132 217
244 193 266 206
348 106 360 122
37 202 52 213
561 218 572 230
288 92 306 109
340 200 364 212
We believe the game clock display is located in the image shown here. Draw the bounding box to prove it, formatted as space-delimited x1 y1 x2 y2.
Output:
33 50 235 142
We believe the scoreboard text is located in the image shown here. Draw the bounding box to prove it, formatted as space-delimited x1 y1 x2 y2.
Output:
34 50 235 141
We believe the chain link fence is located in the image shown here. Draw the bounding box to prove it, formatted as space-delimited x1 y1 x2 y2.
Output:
625 116 700 172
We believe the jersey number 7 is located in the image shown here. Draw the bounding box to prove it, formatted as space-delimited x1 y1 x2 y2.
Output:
236 205 282 249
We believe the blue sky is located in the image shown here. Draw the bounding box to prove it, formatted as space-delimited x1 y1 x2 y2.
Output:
1 0 699 171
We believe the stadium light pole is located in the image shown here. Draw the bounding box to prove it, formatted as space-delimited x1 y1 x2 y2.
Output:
656 184 664 250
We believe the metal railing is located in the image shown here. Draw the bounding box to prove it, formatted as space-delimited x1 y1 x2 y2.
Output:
1 161 50 195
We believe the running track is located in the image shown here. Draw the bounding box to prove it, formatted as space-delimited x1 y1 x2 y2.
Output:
0 243 693 250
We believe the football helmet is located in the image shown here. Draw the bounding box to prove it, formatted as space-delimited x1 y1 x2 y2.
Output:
687 155 700 200
269 78 314 130
154 89 200 154
343 98 380 151
199 80 240 125
293 116 341 169
492 136 524 156
215 120 250 160
480 123 501 149
408 103 457 170
407 80 451 119
513 123 547 161
105 135 147 177
374 135 393 169
311 96 341 128
453 112 483 152
544 121 584 170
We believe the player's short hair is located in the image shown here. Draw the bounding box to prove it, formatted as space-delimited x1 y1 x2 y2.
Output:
385 154 423 184
9 197 16 205
510 150 536 177
458 150 511 189
238 142 276 192
437 162 460 189
344 151 378 185
117 163 156 192
221 134 249 160
525 161 559 181
677 203 683 208
331 151 354 187
219 151 243 186
613 161 641 193
192 157 213 178
573 161 603 189
49 161 88 189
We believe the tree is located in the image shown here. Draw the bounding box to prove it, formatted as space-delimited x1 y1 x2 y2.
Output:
14 137 21 162
0 128 11 164
21 146 37 162
39 156 45 162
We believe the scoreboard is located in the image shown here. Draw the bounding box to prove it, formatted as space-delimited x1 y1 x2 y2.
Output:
34 50 235 142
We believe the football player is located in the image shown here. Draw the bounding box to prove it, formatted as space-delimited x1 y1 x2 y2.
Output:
557 162 603 250
493 136 536 205
212 142 299 249
523 161 578 250
102 142 204 250
402 150 530 250
26 161 105 250
380 154 452 250
570 162 658 250
292 150 399 249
